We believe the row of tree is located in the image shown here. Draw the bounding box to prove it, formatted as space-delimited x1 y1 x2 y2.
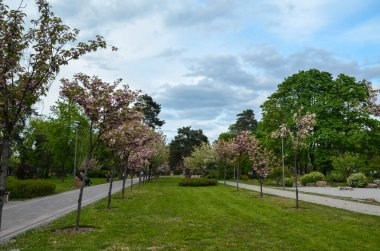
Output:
168 69 380 185
0 0 169 230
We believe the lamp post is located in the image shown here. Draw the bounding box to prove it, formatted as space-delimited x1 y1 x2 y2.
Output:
73 121 80 186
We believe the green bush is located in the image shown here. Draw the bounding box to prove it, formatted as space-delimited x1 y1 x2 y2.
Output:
87 169 108 178
300 171 325 186
347 173 368 188
179 178 218 187
331 153 365 178
326 170 345 182
285 178 293 187
241 175 249 181
7 179 56 199
268 167 292 185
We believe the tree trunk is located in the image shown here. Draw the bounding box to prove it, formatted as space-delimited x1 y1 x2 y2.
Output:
281 136 285 190
107 165 116 209
75 122 93 231
75 172 85 231
121 165 126 199
60 162 66 183
294 149 299 209
0 139 10 229
223 160 227 186
260 179 263 198
130 169 134 191
236 155 240 192
138 171 141 188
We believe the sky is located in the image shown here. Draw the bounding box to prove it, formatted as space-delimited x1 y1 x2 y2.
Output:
7 0 380 142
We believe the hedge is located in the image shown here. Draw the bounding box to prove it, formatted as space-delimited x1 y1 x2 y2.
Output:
7 179 56 199
300 171 325 186
87 169 108 178
179 178 218 187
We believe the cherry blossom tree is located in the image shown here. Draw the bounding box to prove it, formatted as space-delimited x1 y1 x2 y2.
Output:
60 73 138 229
0 0 113 228
214 140 236 186
291 110 317 208
231 131 255 191
149 135 169 177
128 142 157 188
103 120 159 202
271 124 290 189
248 139 273 198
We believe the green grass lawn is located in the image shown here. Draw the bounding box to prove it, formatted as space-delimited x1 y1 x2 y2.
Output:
2 177 380 250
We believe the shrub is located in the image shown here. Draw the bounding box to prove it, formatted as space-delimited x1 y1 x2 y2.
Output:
7 179 56 199
326 170 345 182
241 175 249 181
206 169 219 179
179 178 218 187
347 173 368 188
87 169 108 178
285 178 293 187
268 167 292 185
300 171 325 186
332 153 365 178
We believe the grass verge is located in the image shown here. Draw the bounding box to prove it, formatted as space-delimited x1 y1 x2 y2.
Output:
2 176 380 250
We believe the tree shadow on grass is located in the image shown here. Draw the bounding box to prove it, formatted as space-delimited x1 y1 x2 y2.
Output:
53 225 96 234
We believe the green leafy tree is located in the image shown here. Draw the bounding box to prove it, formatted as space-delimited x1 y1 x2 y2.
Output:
331 153 365 179
169 126 208 173
49 98 90 181
260 69 379 173
136 94 165 129
229 109 258 135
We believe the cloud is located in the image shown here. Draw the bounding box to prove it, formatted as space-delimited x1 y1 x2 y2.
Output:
155 76 263 141
244 45 380 83
185 55 262 88
164 0 237 28
157 47 186 59
157 80 252 113
51 0 166 29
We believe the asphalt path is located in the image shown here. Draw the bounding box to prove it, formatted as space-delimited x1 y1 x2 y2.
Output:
222 181 380 217
0 178 139 243
289 186 380 201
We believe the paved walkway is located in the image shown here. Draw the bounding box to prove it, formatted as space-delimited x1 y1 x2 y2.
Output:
288 186 380 201
222 181 380 217
0 178 139 243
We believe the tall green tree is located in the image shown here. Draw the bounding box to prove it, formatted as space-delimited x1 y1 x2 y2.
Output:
169 126 208 173
229 109 258 135
136 94 165 129
260 69 379 173
49 98 90 181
